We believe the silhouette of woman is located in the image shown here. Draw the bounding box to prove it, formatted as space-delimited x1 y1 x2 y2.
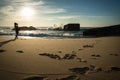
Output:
14 22 19 39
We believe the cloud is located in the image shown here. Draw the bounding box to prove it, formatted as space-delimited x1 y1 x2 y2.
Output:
0 0 67 25
13 0 66 14
0 6 14 13
42 8 66 14
37 15 79 22
57 16 78 19
0 0 66 16
20 0 45 6
0 5 16 21
44 15 105 21
28 1 44 6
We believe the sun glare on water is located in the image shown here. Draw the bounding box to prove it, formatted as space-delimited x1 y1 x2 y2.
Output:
21 7 35 17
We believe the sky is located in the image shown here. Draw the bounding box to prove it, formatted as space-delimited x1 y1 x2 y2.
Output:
0 0 120 27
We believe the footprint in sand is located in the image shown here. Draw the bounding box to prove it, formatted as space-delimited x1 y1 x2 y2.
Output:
83 45 94 48
58 51 62 53
69 67 89 75
78 48 83 51
39 53 61 60
89 65 102 72
91 54 101 57
63 53 77 60
76 58 87 63
109 53 119 56
69 65 102 75
58 75 79 80
22 76 46 80
111 66 120 71
39 53 77 60
16 50 24 53
0 49 6 53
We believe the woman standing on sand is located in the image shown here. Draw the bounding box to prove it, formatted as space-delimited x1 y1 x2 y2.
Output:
14 22 19 39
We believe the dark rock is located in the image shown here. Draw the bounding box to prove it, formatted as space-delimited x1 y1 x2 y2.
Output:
83 24 120 37
63 23 80 31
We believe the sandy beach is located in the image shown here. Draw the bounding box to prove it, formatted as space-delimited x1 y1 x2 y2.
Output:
0 36 120 80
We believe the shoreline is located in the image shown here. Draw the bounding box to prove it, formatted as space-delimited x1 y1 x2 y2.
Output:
1 35 120 39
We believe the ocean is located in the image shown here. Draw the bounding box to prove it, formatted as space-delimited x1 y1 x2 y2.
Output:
0 26 92 38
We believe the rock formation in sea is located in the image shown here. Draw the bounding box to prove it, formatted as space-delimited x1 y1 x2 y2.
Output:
63 23 80 31
83 24 120 37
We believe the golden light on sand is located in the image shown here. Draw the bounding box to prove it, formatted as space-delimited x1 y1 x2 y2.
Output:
21 7 35 17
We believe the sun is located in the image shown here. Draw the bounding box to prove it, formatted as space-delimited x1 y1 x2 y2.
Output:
21 7 35 17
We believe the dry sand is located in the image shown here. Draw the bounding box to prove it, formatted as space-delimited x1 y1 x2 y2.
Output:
0 36 120 80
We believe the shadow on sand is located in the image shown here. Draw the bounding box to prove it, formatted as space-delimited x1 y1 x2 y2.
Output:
0 38 16 47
